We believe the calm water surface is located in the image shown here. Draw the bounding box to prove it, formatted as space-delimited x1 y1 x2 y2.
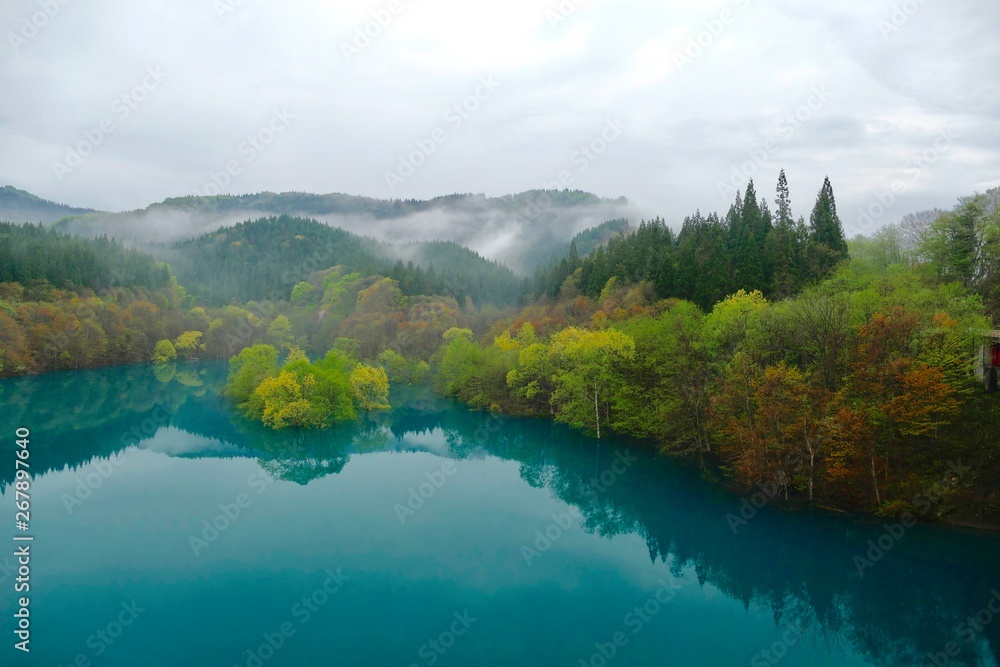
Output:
1 362 998 666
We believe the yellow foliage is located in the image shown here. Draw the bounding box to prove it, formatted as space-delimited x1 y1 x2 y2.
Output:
350 364 391 412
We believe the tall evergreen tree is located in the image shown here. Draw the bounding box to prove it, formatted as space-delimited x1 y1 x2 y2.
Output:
775 169 792 228
674 214 701 302
766 170 803 298
695 214 732 309
808 176 849 276
731 183 764 291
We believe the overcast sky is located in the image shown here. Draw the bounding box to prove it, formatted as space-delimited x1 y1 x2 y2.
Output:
1 0 997 235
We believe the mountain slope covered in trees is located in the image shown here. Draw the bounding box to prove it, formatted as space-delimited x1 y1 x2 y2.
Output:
0 222 171 293
159 216 526 307
534 173 850 307
434 186 1000 523
0 179 997 527
0 185 95 225
43 188 637 273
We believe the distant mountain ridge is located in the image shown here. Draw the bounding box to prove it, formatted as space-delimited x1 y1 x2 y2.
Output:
3 187 638 273
0 185 95 225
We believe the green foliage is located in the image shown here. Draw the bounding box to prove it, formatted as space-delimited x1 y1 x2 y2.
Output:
547 326 635 438
919 189 1000 318
290 282 315 305
284 345 309 364
0 222 170 292
388 241 524 307
377 349 430 385
437 251 999 517
248 371 315 429
163 216 525 308
435 329 519 410
808 176 849 275
541 174 848 309
279 358 358 426
152 339 177 364
266 314 294 348
230 345 358 430
350 364 391 412
226 344 279 406
173 331 203 359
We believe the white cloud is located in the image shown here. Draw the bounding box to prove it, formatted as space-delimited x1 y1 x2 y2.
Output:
0 0 995 228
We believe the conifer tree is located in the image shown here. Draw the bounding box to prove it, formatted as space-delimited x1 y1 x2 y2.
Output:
766 170 804 298
808 176 849 276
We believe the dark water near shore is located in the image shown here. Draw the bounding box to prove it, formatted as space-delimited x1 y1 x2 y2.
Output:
1 361 998 666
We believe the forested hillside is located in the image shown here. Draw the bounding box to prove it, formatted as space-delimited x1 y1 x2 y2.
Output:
45 188 637 273
159 216 526 307
534 172 848 307
1 178 997 524
435 185 1000 523
0 185 94 225
0 215 527 376
0 224 190 375
0 222 171 293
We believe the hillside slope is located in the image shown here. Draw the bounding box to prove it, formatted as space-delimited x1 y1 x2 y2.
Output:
49 189 637 273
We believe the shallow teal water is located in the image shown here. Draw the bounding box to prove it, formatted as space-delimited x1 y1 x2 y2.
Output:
1 362 999 666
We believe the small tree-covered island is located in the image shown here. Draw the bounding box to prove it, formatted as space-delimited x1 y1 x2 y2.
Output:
2 176 998 526
225 343 390 428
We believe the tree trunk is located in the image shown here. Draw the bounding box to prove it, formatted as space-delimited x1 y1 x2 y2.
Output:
808 451 815 502
870 455 881 507
594 380 601 439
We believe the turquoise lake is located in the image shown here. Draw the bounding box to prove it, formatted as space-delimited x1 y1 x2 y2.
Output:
1 361 999 666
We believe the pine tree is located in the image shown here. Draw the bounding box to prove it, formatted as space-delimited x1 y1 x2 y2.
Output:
766 170 803 298
808 176 849 276
731 183 764 291
674 214 701 301
725 191 744 292
775 169 792 228
742 180 766 241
